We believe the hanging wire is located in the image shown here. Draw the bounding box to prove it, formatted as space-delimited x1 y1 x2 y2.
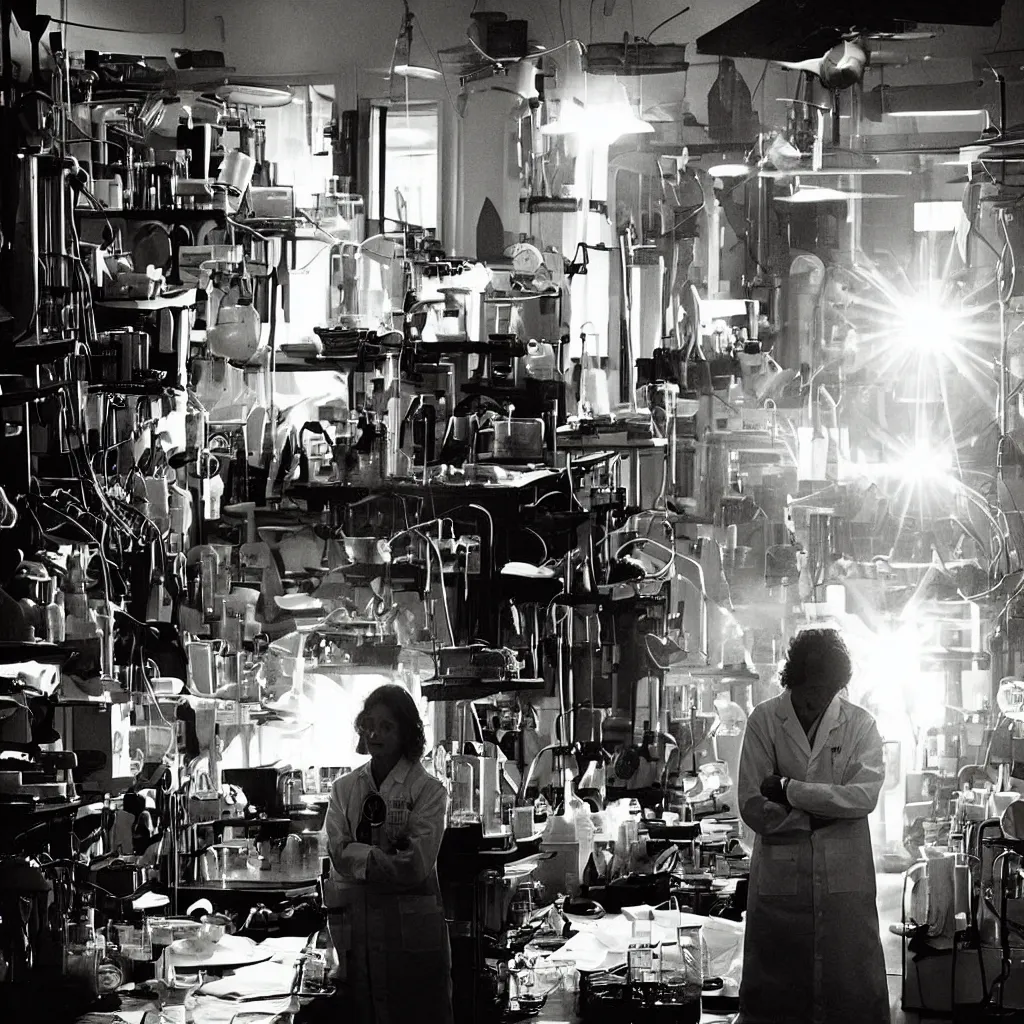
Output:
50 0 186 35
645 6 691 41
413 17 462 117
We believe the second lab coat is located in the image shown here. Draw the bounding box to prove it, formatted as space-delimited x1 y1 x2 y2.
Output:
737 690 890 1024
324 758 453 1024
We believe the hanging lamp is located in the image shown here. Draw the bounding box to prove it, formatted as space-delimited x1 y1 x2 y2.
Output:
391 0 442 81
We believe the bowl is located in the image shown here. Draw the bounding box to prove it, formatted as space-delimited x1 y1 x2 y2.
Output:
150 676 185 696
225 588 261 615
342 536 392 565
182 921 225 956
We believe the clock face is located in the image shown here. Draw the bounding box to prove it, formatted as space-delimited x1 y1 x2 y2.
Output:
510 242 544 276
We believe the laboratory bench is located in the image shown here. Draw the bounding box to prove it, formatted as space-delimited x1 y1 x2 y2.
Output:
536 989 738 1023
63 989 737 1024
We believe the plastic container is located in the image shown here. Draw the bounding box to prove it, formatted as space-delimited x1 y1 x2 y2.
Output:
523 340 558 380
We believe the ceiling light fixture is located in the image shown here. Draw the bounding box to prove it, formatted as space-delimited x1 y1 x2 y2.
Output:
595 80 654 139
212 84 294 108
541 79 652 142
707 163 752 178
391 0 443 82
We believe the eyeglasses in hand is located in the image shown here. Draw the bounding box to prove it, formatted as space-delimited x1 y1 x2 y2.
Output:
356 792 387 844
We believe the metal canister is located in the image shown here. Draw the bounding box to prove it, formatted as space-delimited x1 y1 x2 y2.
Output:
319 766 346 793
281 769 305 809
103 328 149 381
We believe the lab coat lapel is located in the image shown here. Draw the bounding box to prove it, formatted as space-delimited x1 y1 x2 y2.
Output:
809 694 843 763
777 691 812 760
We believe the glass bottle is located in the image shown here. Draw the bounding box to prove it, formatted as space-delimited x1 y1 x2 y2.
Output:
450 759 478 826
676 924 705 1003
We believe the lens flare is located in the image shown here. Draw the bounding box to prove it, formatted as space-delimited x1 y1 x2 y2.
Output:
898 299 957 355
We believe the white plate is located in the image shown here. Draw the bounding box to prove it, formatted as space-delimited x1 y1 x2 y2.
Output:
274 594 324 612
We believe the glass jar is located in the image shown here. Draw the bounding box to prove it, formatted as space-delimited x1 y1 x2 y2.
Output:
675 924 705 1002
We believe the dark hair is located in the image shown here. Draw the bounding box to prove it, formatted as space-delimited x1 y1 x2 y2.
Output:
779 628 852 692
356 684 427 761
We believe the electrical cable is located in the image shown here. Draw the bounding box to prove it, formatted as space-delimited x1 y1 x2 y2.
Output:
226 217 273 245
413 17 461 118
409 527 454 646
50 1 186 35
645 6 690 41
466 33 583 65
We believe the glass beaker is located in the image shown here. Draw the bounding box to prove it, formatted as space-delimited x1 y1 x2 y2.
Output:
676 924 705 1002
450 758 479 826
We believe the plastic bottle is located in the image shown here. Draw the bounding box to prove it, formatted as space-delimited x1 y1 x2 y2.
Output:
64 547 90 626
565 781 595 881
243 605 261 642
523 340 558 380
198 545 219 618
574 807 595 881
45 589 65 643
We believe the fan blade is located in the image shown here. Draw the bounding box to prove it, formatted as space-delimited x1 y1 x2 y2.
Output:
863 30 938 42
778 57 824 75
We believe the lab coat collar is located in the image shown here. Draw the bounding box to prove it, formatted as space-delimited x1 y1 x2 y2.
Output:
360 757 416 793
810 694 845 762
775 690 846 761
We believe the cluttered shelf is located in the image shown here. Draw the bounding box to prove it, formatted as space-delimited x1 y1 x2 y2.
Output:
77 208 228 226
556 433 669 452
422 677 546 701
0 798 83 822
94 288 198 311
288 468 558 502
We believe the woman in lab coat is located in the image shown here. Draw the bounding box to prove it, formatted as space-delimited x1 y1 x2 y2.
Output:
737 627 889 1024
324 684 453 1024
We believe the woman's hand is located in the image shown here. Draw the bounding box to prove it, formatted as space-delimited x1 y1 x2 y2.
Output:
760 775 790 807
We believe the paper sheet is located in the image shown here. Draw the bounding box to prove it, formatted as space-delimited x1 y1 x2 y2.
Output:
201 960 296 1000
547 909 745 986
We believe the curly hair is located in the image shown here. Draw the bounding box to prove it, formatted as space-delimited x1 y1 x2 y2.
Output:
356 684 427 761
779 627 852 692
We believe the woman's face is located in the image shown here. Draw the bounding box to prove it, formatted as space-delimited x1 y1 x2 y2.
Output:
790 678 843 720
360 703 403 762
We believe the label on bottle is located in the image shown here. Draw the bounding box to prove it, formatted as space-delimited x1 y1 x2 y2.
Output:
303 951 326 992
628 943 653 982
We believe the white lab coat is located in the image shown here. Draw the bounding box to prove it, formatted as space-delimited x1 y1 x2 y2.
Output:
737 690 890 1024
324 758 453 1024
